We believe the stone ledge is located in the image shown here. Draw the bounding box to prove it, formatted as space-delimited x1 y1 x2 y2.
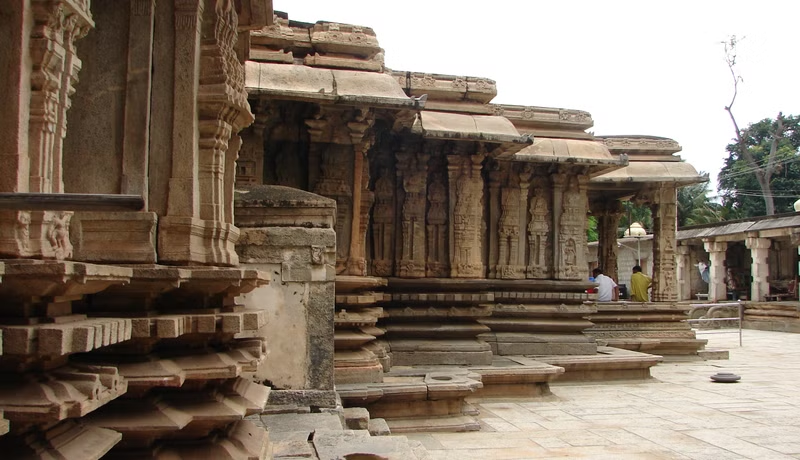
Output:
0 420 121 459
0 364 126 424
2 317 132 356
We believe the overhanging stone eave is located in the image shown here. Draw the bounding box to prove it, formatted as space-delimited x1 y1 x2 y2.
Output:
247 88 417 110
510 154 627 176
590 175 707 186
245 61 416 110
411 110 533 152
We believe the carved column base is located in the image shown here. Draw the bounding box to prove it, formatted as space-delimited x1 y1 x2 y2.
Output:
158 216 239 266
396 259 426 278
526 265 551 279
425 261 449 278
71 211 157 264
345 257 367 276
450 264 483 279
371 259 393 277
496 265 525 280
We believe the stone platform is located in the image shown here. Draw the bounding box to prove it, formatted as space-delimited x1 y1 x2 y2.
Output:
743 301 800 333
585 301 708 356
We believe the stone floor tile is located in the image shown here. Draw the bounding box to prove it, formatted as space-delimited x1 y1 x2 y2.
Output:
425 446 548 460
404 433 445 450
684 429 795 459
479 417 520 432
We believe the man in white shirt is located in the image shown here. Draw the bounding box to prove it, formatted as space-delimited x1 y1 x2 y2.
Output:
592 268 618 301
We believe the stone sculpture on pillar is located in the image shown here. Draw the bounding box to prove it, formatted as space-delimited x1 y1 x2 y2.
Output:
556 173 589 280
0 1 93 260
650 185 679 302
448 151 486 278
396 149 428 278
496 167 524 279
426 168 449 277
527 176 551 279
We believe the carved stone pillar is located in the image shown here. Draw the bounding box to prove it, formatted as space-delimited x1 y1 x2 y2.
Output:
650 185 678 302
555 171 588 280
746 235 771 302
396 148 428 278
371 164 395 276
448 150 485 278
122 0 156 204
487 164 503 279
346 139 374 276
160 0 256 266
426 157 449 277
676 244 692 301
595 200 624 283
0 1 93 259
496 165 524 279
314 145 352 274
527 176 551 279
703 239 727 302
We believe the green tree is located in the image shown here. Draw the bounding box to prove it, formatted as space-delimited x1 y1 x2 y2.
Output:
677 175 724 227
718 115 800 217
587 215 598 242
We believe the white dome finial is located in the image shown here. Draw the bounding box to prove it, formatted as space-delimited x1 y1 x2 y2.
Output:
624 222 647 237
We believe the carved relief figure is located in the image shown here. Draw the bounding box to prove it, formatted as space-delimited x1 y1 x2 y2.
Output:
497 183 521 279
426 173 448 277
371 166 395 276
48 212 73 260
558 176 585 280
449 154 484 278
396 152 428 277
527 185 551 279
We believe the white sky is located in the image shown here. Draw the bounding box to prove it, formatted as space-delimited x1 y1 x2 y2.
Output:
273 0 800 196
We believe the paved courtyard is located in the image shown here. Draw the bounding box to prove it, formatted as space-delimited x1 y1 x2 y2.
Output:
408 329 800 459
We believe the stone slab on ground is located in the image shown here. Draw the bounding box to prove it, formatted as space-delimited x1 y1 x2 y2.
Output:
532 346 662 381
698 348 730 360
312 429 425 460
260 412 344 435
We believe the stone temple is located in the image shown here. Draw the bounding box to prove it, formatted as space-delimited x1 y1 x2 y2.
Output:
0 1 706 458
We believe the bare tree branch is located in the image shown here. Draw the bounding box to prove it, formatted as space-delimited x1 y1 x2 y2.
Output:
722 35 777 215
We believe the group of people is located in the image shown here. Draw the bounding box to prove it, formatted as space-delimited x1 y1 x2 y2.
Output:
592 265 652 302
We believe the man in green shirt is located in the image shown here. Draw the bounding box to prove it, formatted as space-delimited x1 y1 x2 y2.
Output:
630 265 652 302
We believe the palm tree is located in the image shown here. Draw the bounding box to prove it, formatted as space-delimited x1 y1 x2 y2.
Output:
677 176 724 227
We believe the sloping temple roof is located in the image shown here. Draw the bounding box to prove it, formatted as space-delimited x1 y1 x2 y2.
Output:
245 61 417 109
509 138 626 176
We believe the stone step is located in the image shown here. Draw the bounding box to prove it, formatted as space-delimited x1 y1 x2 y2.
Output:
540 346 663 381
344 407 370 430
368 418 391 436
